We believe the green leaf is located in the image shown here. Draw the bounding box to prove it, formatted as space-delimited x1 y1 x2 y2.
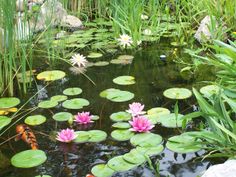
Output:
163 88 192 99
0 97 20 109
130 133 162 147
52 112 73 122
91 164 115 177
0 116 11 130
107 156 137 172
38 100 58 109
87 130 107 142
113 76 135 85
136 145 164 156
63 87 82 96
110 111 131 122
111 129 134 141
123 149 146 164
24 115 46 126
37 70 66 81
62 98 89 109
50 95 68 102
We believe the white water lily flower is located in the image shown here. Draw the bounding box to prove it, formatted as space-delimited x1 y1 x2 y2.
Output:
70 54 88 67
117 34 133 48
141 14 148 20
143 29 152 36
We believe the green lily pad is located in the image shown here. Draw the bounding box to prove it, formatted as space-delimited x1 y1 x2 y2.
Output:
107 156 137 172
38 100 58 109
111 129 135 141
117 55 134 60
74 131 91 143
99 88 119 98
24 115 46 126
62 98 89 109
0 97 20 109
37 70 66 81
123 149 146 164
200 85 221 98
113 76 135 85
136 145 164 156
91 115 99 120
166 133 202 153
87 130 107 142
110 111 131 122
106 90 134 102
52 112 73 122
156 113 184 128
163 88 192 99
87 52 103 58
0 116 11 130
130 133 162 147
11 150 47 168
91 164 115 177
147 107 170 116
50 95 68 102
35 175 52 177
112 122 131 129
63 87 82 96
94 61 109 66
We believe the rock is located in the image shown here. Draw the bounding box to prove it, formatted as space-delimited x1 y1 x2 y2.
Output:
61 15 83 29
202 160 236 177
194 16 212 43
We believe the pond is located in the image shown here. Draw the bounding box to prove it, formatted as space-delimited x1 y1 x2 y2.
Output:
1 40 216 177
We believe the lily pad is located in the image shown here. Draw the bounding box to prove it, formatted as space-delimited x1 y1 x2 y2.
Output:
156 113 184 128
200 85 221 98
163 88 192 99
63 87 82 96
147 107 170 116
91 115 99 120
74 131 91 143
136 145 164 156
106 90 134 102
87 52 103 58
166 133 202 153
94 61 109 66
130 133 162 147
112 122 131 129
111 129 135 141
113 76 135 85
52 112 73 122
50 95 68 102
91 164 115 177
0 97 20 109
123 149 146 164
117 55 134 60
99 88 119 98
107 156 137 172
38 100 58 109
37 70 66 81
110 111 131 122
24 115 46 126
62 98 89 109
0 116 11 130
87 130 107 142
11 150 47 168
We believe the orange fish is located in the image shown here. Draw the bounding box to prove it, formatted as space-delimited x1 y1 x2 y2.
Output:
86 174 95 177
15 124 38 150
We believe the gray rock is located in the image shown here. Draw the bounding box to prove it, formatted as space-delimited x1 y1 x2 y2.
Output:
194 16 212 43
61 15 83 29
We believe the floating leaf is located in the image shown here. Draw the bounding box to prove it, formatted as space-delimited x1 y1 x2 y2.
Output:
38 100 58 109
87 52 103 58
166 134 202 153
0 97 20 109
37 70 66 81
156 113 184 128
11 150 47 168
52 112 73 122
106 90 134 102
74 131 91 143
94 61 109 66
111 129 134 141
0 116 11 130
200 85 221 98
50 95 68 102
112 122 131 129
99 88 119 98
147 107 170 116
113 76 135 85
91 164 115 177
63 87 82 96
163 88 192 99
107 156 137 172
123 149 146 164
117 55 134 60
110 112 131 122
91 115 99 120
62 98 89 109
136 145 164 156
24 115 46 126
130 133 162 147
87 130 107 142
110 59 132 65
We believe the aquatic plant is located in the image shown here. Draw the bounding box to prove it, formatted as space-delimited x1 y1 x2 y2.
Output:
126 102 145 117
74 111 93 124
70 53 88 67
129 115 154 133
117 34 133 48
56 128 77 143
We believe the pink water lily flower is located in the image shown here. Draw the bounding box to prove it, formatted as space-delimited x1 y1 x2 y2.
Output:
129 115 154 133
74 112 93 124
56 128 77 143
126 102 146 117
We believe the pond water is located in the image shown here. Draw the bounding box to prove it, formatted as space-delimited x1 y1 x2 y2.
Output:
1 41 217 177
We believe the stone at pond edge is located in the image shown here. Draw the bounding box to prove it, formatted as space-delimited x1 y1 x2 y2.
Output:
11 150 47 168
